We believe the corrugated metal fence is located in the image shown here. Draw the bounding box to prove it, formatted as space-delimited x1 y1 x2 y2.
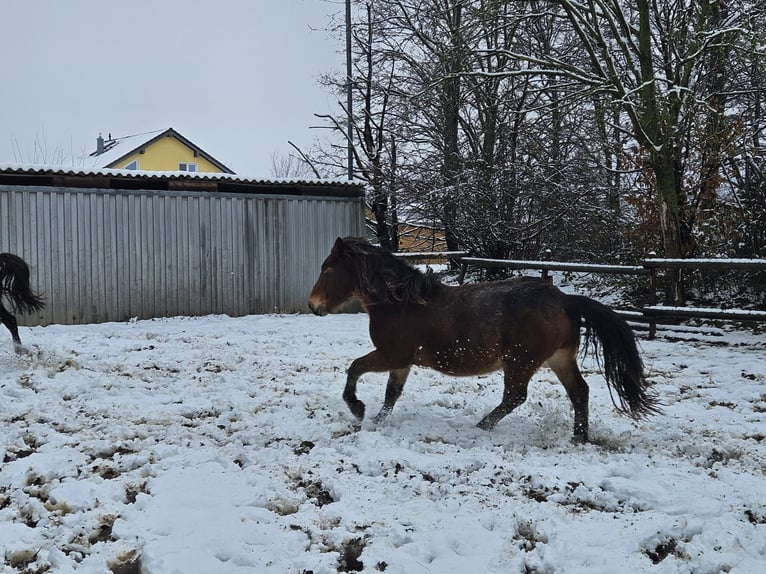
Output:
0 185 364 325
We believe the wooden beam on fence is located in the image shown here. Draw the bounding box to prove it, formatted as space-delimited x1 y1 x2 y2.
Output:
642 306 766 322
459 257 651 275
644 258 766 271
396 251 467 261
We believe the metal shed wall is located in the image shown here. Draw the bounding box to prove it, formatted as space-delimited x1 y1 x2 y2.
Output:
0 185 364 325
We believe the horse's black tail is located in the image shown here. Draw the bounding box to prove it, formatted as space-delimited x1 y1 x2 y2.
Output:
0 253 45 314
566 294 660 419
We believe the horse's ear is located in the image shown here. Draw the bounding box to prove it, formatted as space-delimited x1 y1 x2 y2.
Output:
332 237 344 254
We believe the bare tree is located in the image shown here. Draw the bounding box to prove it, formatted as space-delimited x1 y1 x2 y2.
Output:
383 0 620 261
312 1 404 249
269 150 316 179
493 0 763 302
310 0 765 280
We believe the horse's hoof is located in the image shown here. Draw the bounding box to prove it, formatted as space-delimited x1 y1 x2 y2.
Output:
571 434 588 445
348 401 365 421
476 419 495 431
373 408 391 424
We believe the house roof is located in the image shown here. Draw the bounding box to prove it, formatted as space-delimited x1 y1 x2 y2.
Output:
0 164 365 198
87 128 236 174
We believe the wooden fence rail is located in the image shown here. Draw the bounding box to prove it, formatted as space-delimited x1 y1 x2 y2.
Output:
395 251 468 265
643 258 766 271
639 258 766 335
397 251 766 339
455 257 650 284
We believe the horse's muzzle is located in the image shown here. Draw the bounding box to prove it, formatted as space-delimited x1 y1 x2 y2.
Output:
308 301 328 316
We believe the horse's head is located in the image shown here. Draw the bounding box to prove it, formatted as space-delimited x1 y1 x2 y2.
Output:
308 237 359 316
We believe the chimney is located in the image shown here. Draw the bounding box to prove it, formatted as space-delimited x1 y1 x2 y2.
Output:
96 134 105 155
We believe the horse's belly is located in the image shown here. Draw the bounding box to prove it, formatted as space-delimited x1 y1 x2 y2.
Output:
415 345 503 376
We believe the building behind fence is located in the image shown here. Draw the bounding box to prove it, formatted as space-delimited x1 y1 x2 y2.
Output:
0 166 365 325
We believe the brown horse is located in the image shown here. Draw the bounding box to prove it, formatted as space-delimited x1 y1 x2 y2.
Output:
1 253 45 352
309 237 659 443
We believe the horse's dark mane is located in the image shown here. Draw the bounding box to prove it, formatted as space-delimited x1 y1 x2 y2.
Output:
341 237 442 305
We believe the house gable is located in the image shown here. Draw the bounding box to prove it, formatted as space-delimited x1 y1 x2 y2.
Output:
91 128 235 174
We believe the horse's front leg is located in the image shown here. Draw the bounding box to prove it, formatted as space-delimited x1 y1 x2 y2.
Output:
343 350 405 421
374 367 411 424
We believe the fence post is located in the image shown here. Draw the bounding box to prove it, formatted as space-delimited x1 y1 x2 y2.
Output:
457 260 469 285
648 265 657 339
541 248 552 283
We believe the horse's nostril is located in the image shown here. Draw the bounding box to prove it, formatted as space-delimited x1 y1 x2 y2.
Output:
308 301 327 316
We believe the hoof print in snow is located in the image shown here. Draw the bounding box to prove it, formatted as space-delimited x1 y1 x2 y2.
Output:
299 478 335 507
294 440 315 455
513 520 547 552
108 550 143 574
643 537 687 564
745 508 766 525
125 481 149 504
337 537 365 572
6 549 40 571
88 515 118 544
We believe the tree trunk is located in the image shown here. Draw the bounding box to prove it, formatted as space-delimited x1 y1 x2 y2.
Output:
389 139 400 252
440 1 463 254
636 0 685 304
654 156 685 305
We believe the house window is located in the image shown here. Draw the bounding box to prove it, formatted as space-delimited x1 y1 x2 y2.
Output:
124 160 138 170
179 162 197 172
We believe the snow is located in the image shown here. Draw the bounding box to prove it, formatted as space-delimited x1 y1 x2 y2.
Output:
461 257 648 273
644 258 765 264
1 313 765 573
84 130 167 170
0 163 357 187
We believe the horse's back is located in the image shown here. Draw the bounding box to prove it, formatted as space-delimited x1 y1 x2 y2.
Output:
450 276 568 321
369 276 576 376
480 277 574 351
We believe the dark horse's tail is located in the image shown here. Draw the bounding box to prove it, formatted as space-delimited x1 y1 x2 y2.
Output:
0 253 45 313
566 294 660 419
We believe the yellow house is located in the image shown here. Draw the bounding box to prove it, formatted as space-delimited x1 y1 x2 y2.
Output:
88 127 234 174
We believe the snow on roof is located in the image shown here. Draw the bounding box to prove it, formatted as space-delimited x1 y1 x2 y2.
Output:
84 129 166 169
0 163 363 189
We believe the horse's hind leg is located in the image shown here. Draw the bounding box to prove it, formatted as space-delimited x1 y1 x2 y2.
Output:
373 367 411 424
0 301 23 350
477 361 539 431
546 348 590 443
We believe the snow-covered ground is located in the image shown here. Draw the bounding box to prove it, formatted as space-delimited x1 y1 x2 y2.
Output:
1 312 764 573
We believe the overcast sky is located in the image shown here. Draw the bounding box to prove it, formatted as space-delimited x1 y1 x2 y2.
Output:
1 0 344 176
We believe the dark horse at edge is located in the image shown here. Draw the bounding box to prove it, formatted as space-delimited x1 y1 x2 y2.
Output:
309 237 659 443
1 253 45 352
